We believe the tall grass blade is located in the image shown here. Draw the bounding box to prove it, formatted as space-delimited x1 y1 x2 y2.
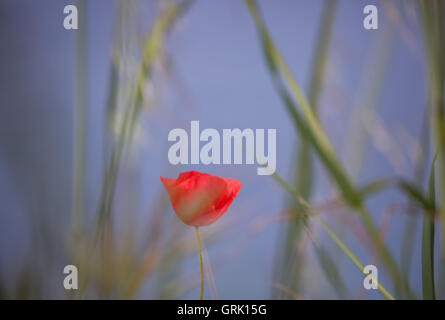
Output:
358 178 434 212
277 0 338 298
96 0 192 234
72 0 87 235
245 0 361 207
400 111 430 295
422 155 436 299
245 0 413 297
313 213 395 300
314 245 348 299
419 0 445 256
273 172 395 300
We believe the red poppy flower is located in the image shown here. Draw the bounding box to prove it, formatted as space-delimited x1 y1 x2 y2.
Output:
160 171 242 226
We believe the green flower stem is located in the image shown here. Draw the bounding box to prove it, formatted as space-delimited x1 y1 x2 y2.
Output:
195 226 204 300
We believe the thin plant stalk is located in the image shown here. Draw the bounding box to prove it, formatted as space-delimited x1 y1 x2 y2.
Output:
72 0 87 236
94 1 192 248
71 0 87 299
313 214 395 300
422 155 436 299
400 110 430 297
195 226 204 300
278 0 338 298
273 173 395 300
419 0 445 257
245 0 414 297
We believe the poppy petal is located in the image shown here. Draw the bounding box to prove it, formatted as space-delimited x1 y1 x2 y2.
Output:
160 171 241 226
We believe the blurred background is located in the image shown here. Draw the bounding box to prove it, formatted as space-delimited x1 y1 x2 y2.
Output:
0 0 444 299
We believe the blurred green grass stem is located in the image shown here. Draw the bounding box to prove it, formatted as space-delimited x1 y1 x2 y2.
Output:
277 0 339 298
422 154 436 299
273 173 395 300
73 0 87 235
245 0 414 298
95 1 192 240
419 0 445 258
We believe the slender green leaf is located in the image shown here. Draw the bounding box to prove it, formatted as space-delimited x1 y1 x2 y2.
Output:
358 178 434 213
419 0 445 256
96 0 192 233
397 180 435 212
73 0 87 234
274 174 395 300
245 0 414 298
314 245 348 299
245 0 361 207
277 0 338 299
422 156 436 299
